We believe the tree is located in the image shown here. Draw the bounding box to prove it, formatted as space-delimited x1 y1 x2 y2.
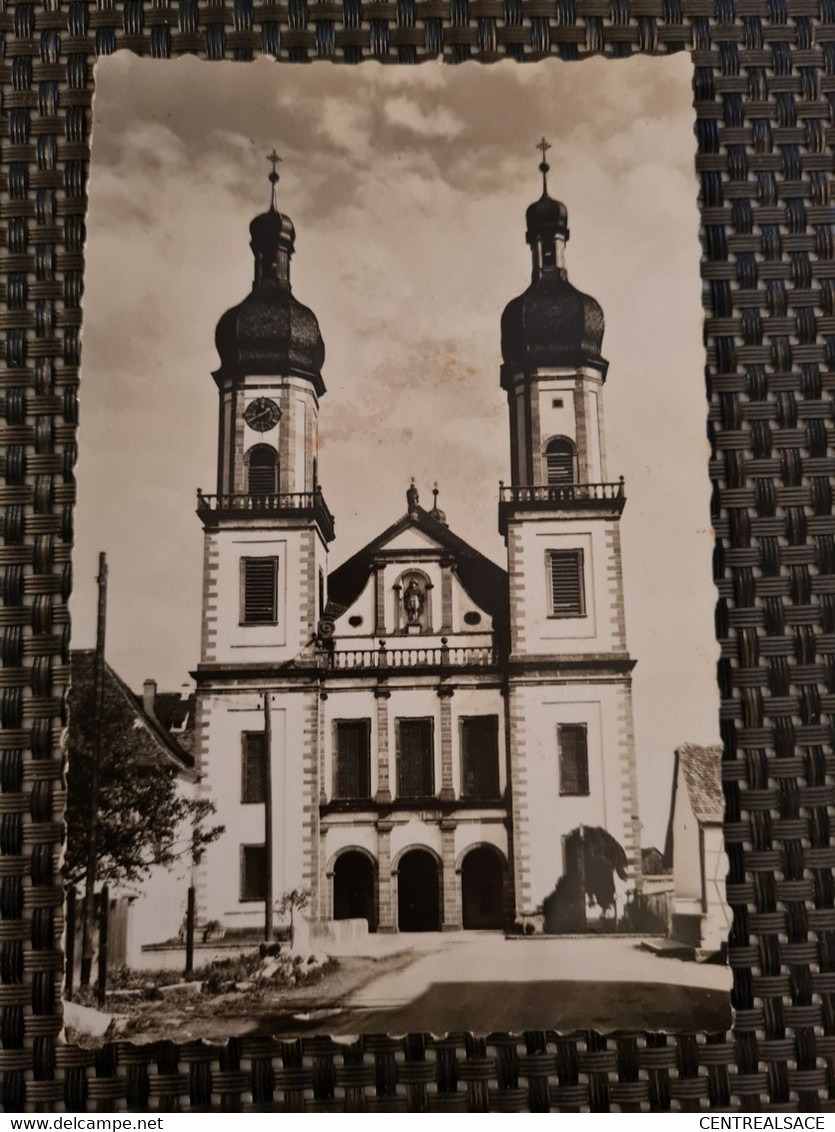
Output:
278 888 311 948
64 652 223 890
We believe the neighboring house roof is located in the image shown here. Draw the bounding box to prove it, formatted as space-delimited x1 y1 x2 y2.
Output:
662 742 724 866
678 743 724 824
327 505 509 627
69 650 196 778
148 691 194 734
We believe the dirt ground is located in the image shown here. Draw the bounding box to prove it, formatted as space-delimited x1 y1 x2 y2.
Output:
85 951 416 1046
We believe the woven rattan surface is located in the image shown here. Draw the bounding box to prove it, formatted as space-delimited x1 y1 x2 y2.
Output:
1 0 835 1113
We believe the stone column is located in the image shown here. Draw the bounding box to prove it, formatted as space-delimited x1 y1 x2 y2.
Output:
440 820 461 931
438 684 455 801
374 682 392 804
376 820 395 932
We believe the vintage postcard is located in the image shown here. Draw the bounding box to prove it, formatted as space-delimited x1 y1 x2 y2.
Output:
65 52 731 1042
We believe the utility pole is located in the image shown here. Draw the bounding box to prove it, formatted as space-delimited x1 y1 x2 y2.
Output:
80 552 107 987
263 690 273 942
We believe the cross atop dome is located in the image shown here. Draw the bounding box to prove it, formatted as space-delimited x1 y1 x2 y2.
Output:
537 136 551 194
267 148 282 209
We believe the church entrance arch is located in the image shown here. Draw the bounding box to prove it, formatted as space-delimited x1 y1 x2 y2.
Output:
397 849 440 932
461 845 506 930
333 850 377 932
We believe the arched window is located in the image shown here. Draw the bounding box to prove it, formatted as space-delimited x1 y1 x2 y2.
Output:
246 444 278 498
544 437 576 485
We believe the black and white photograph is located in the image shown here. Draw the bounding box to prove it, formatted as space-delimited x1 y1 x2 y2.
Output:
64 52 732 1043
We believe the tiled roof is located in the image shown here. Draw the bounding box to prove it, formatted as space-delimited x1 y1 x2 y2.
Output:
70 650 195 774
678 743 724 824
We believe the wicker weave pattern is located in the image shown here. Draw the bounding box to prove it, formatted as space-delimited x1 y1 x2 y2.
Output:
1 0 834 1111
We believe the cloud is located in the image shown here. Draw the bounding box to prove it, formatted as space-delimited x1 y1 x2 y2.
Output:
383 95 465 139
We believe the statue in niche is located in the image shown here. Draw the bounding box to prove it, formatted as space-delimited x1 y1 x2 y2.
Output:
403 578 425 624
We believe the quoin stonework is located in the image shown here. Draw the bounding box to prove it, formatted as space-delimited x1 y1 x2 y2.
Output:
192 146 643 938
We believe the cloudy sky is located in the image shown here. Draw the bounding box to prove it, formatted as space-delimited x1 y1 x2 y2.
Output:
74 53 716 846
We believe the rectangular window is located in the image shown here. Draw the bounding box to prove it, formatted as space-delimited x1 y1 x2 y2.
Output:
396 718 434 798
548 549 585 617
460 716 500 800
240 844 267 902
558 723 589 796
333 720 371 800
241 731 267 804
241 557 278 624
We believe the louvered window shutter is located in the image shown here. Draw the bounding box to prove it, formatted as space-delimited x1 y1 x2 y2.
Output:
248 461 277 497
242 558 278 624
546 450 574 484
559 724 589 795
549 550 584 616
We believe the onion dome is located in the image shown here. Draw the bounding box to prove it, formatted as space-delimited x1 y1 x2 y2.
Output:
213 150 325 395
501 139 607 386
525 192 568 243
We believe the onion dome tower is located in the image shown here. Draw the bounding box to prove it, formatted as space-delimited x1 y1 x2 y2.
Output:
196 148 334 661
500 140 607 388
214 154 326 395
201 152 333 532
499 140 641 925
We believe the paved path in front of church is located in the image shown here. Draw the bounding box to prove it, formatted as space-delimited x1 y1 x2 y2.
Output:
252 934 732 1036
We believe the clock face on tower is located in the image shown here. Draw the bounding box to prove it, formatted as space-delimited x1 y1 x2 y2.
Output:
243 397 281 432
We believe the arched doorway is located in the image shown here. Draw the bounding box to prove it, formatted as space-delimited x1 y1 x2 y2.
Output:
333 851 376 932
397 849 440 932
461 846 505 930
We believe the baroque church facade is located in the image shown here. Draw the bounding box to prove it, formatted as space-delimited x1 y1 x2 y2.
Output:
192 150 643 935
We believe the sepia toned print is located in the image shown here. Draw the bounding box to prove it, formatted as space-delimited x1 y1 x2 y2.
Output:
66 53 730 1041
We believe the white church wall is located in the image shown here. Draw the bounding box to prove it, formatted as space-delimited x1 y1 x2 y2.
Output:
509 679 634 911
535 376 579 453
454 822 508 866
508 518 625 656
322 819 378 867
196 693 310 926
391 817 444 864
533 370 608 485
205 525 325 663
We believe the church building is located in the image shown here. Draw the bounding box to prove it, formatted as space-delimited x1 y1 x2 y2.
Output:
192 147 642 936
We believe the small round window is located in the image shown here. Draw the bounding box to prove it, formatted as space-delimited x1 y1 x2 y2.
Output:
463 611 482 626
348 615 363 627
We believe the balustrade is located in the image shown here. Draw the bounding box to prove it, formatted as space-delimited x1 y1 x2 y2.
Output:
315 641 497 670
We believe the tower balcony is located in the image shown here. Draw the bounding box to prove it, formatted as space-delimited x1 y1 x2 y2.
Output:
499 479 625 533
196 488 335 542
